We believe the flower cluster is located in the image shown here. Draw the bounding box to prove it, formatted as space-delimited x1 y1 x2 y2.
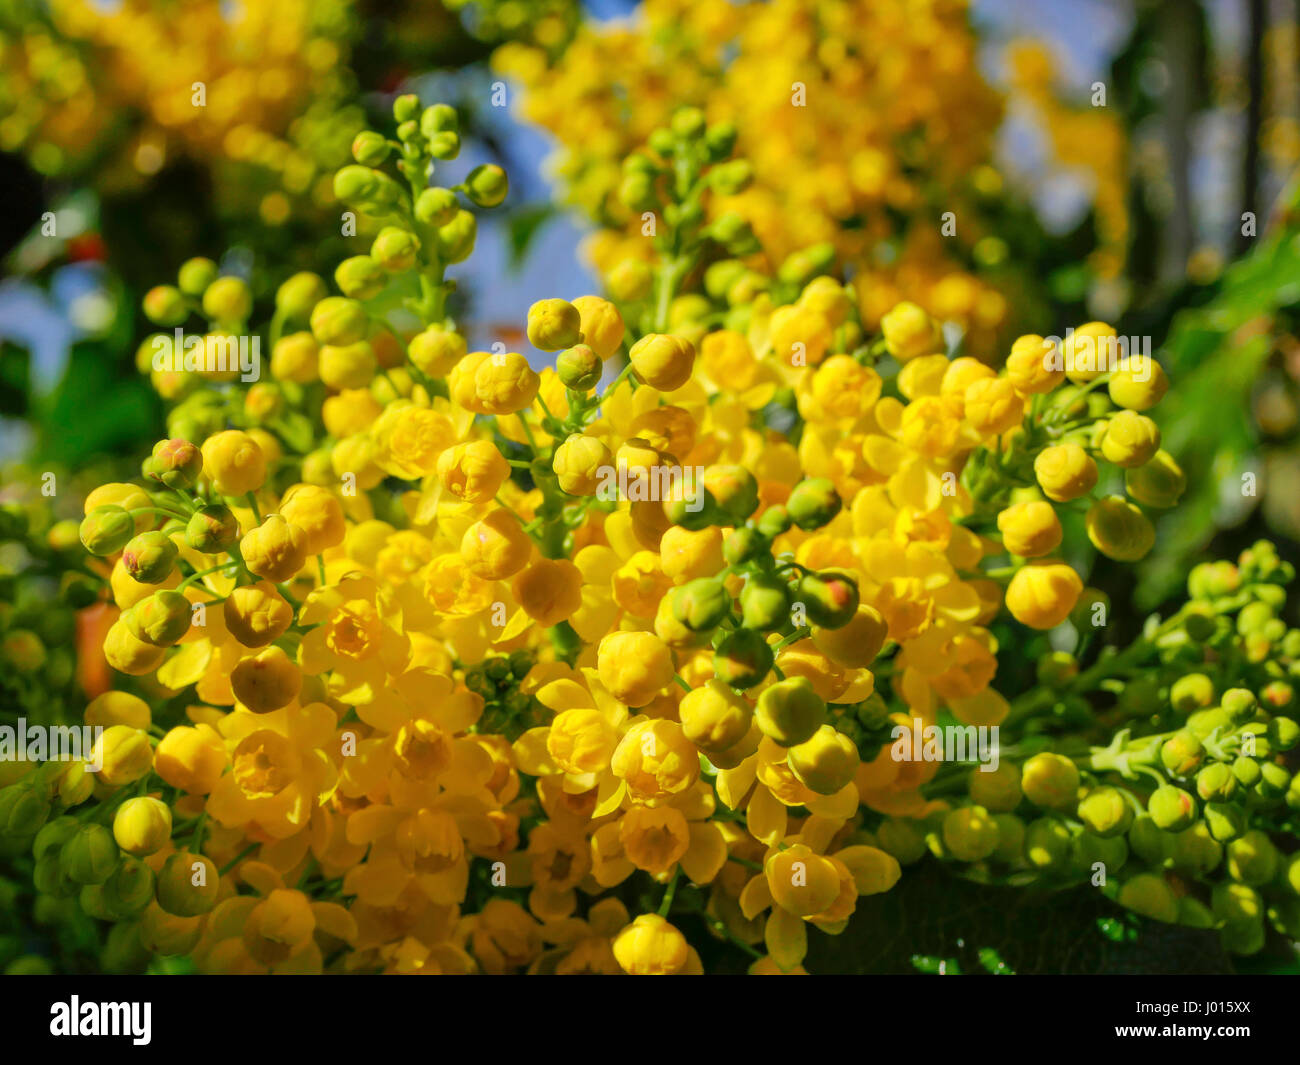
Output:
493 0 1115 357
916 543 1300 959
0 101 1220 976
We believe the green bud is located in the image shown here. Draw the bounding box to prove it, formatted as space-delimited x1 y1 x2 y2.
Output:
1118 873 1178 923
707 212 760 256
1203 802 1245 842
0 783 50 838
1170 673 1215 713
1212 881 1264 928
1231 756 1262 788
1226 829 1278 886
177 257 218 297
704 121 738 160
1269 716 1299 750
143 285 187 327
710 159 753 195
33 816 79 861
723 527 766 567
1221 687 1258 722
436 210 477 265
420 103 458 138
1024 817 1072 869
60 823 120 885
1181 602 1217 642
428 131 460 159
670 577 731 632
156 851 220 917
777 243 836 286
1178 896 1216 929
146 438 203 490
1257 761 1291 799
1195 762 1239 803
465 164 509 208
125 590 192 646
1148 786 1197 831
79 505 135 556
1071 832 1128 878
1221 918 1265 956
757 506 792 539
1127 814 1170 865
701 466 760 525
415 187 459 227
334 255 387 300
1188 560 1240 599
333 165 404 210
712 627 774 690
968 762 1022 813
185 504 238 554
795 571 859 629
991 814 1026 865
1160 729 1204 777
875 817 928 865
755 676 825 746
670 106 706 140
1077 786 1134 838
1187 707 1231 740
121 531 178 585
739 573 791 631
351 130 390 166
942 805 999 862
310 296 369 346
786 478 842 531
201 276 252 324
393 94 421 122
556 344 602 391
101 855 155 918
370 227 421 273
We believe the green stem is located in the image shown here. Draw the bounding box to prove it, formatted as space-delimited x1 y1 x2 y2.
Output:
657 867 681 917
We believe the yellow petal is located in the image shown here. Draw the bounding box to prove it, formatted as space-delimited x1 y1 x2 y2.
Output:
764 907 808 971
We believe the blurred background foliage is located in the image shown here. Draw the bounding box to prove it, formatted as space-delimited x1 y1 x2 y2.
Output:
1 0 1299 973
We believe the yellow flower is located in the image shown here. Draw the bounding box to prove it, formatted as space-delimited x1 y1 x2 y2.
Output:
765 843 841 916
572 295 625 360
880 301 943 362
1033 442 1097 502
512 558 583 626
659 526 724 583
628 333 696 391
103 620 166 675
91 725 153 786
1062 321 1117 382
769 303 831 367
113 797 172 856
452 351 540 415
597 631 674 707
1005 334 1063 394
612 914 691 975
408 326 467 378
900 395 965 458
997 501 1062 558
679 680 753 754
318 341 376 390
270 332 319 384
241 514 309 583
223 582 294 648
611 719 699 802
553 433 613 496
547 708 619 776
231 646 302 712
619 806 690 874
808 355 882 420
437 440 511 504
201 430 266 496
279 484 346 555
1005 560 1083 629
1100 410 1161 468
786 725 859 795
963 377 1024 437
1108 357 1169 411
526 298 582 351
460 509 534 580
154 725 227 794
